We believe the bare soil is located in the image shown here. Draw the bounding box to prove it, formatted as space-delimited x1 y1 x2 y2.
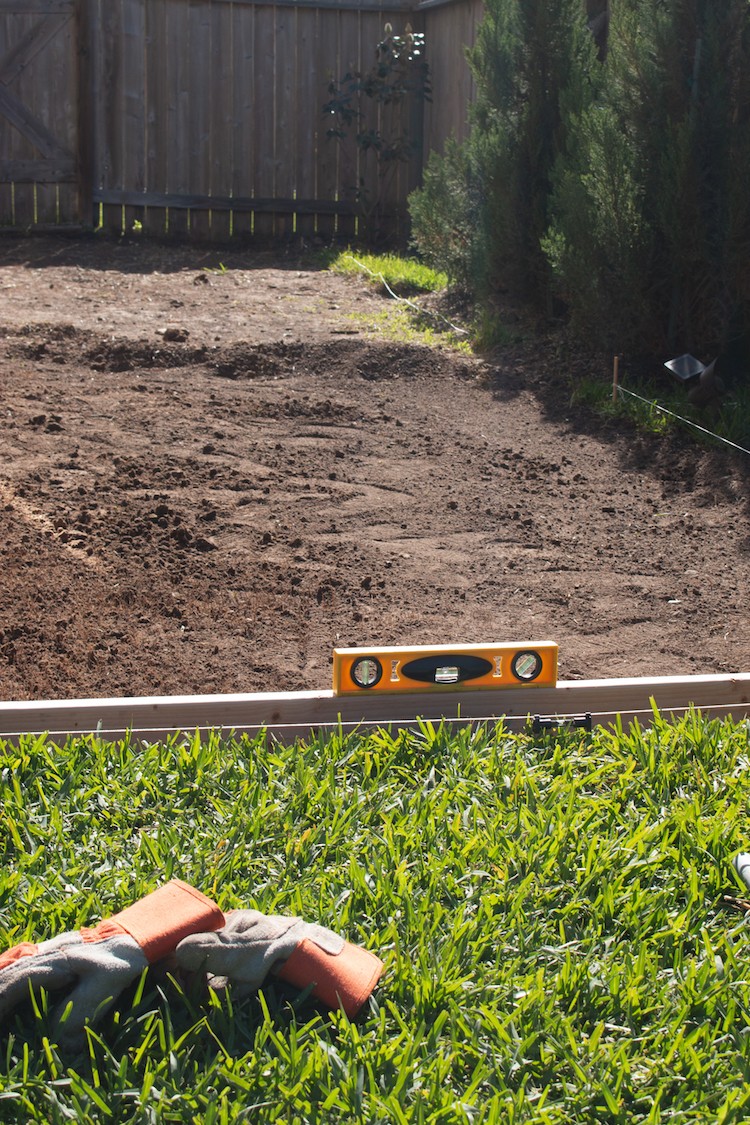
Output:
1 234 748 703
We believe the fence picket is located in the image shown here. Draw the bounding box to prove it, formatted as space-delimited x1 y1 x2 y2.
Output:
314 5 342 241
122 0 146 235
251 2 276 238
294 5 318 239
333 3 361 242
273 2 295 239
231 0 254 238
187 0 212 239
209 0 233 241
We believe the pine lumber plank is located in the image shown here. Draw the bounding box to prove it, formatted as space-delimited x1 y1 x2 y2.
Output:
1 674 749 744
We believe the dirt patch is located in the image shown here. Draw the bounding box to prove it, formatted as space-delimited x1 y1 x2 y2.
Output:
1 234 749 703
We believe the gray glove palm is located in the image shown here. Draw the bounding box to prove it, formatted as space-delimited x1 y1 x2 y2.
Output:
175 909 383 1017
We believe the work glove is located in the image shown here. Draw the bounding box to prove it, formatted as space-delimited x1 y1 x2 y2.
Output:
175 909 384 1018
0 879 224 1044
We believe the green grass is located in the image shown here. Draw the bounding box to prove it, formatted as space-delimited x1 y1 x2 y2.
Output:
347 306 472 353
4 712 750 1121
572 375 750 453
328 251 449 297
329 250 472 351
572 378 677 437
328 251 524 355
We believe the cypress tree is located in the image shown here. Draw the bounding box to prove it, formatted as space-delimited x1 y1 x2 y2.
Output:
546 0 750 364
467 0 597 305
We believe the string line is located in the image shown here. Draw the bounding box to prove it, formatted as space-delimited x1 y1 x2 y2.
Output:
343 254 470 337
616 384 750 458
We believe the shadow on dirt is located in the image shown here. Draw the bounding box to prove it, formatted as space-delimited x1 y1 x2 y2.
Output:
0 230 332 276
483 328 750 519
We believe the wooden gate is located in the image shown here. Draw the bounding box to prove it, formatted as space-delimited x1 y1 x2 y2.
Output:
0 0 85 228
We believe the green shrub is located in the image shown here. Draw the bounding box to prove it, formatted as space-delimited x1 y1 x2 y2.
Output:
408 141 477 291
546 0 750 364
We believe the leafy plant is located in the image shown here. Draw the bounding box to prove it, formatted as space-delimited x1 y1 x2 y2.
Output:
408 140 478 291
323 25 431 242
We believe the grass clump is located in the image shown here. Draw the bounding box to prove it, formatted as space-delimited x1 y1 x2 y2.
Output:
347 306 472 353
572 373 750 453
3 712 750 1121
572 376 678 438
329 250 448 297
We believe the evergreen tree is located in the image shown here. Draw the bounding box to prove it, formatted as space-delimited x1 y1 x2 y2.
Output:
546 0 750 362
409 0 596 304
411 0 750 375
467 0 597 304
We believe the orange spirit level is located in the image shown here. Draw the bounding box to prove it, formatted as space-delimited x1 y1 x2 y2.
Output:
332 642 558 696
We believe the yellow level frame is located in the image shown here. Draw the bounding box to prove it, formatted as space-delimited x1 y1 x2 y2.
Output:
332 641 558 696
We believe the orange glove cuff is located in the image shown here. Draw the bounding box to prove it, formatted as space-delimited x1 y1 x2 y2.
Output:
279 936 384 1018
0 941 39 971
81 879 225 963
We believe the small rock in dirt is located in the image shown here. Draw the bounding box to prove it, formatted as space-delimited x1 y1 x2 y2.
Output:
162 327 189 342
170 526 193 547
194 536 217 552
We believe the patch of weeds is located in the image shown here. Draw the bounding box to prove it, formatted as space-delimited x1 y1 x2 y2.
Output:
573 369 750 454
470 305 515 352
573 375 690 438
348 305 472 352
329 250 448 296
710 385 750 452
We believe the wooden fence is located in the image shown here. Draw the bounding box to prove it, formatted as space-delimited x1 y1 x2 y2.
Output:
0 0 481 242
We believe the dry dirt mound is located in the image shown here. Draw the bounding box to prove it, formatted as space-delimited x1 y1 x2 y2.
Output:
1 236 749 702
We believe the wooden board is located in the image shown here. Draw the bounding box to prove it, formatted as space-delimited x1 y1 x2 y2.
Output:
2 674 750 744
294 5 319 238
231 0 255 238
272 2 295 239
164 0 189 238
208 0 233 241
250 2 276 238
121 0 146 235
186 0 211 239
142 0 168 236
314 5 343 240
334 3 361 241
95 0 122 234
